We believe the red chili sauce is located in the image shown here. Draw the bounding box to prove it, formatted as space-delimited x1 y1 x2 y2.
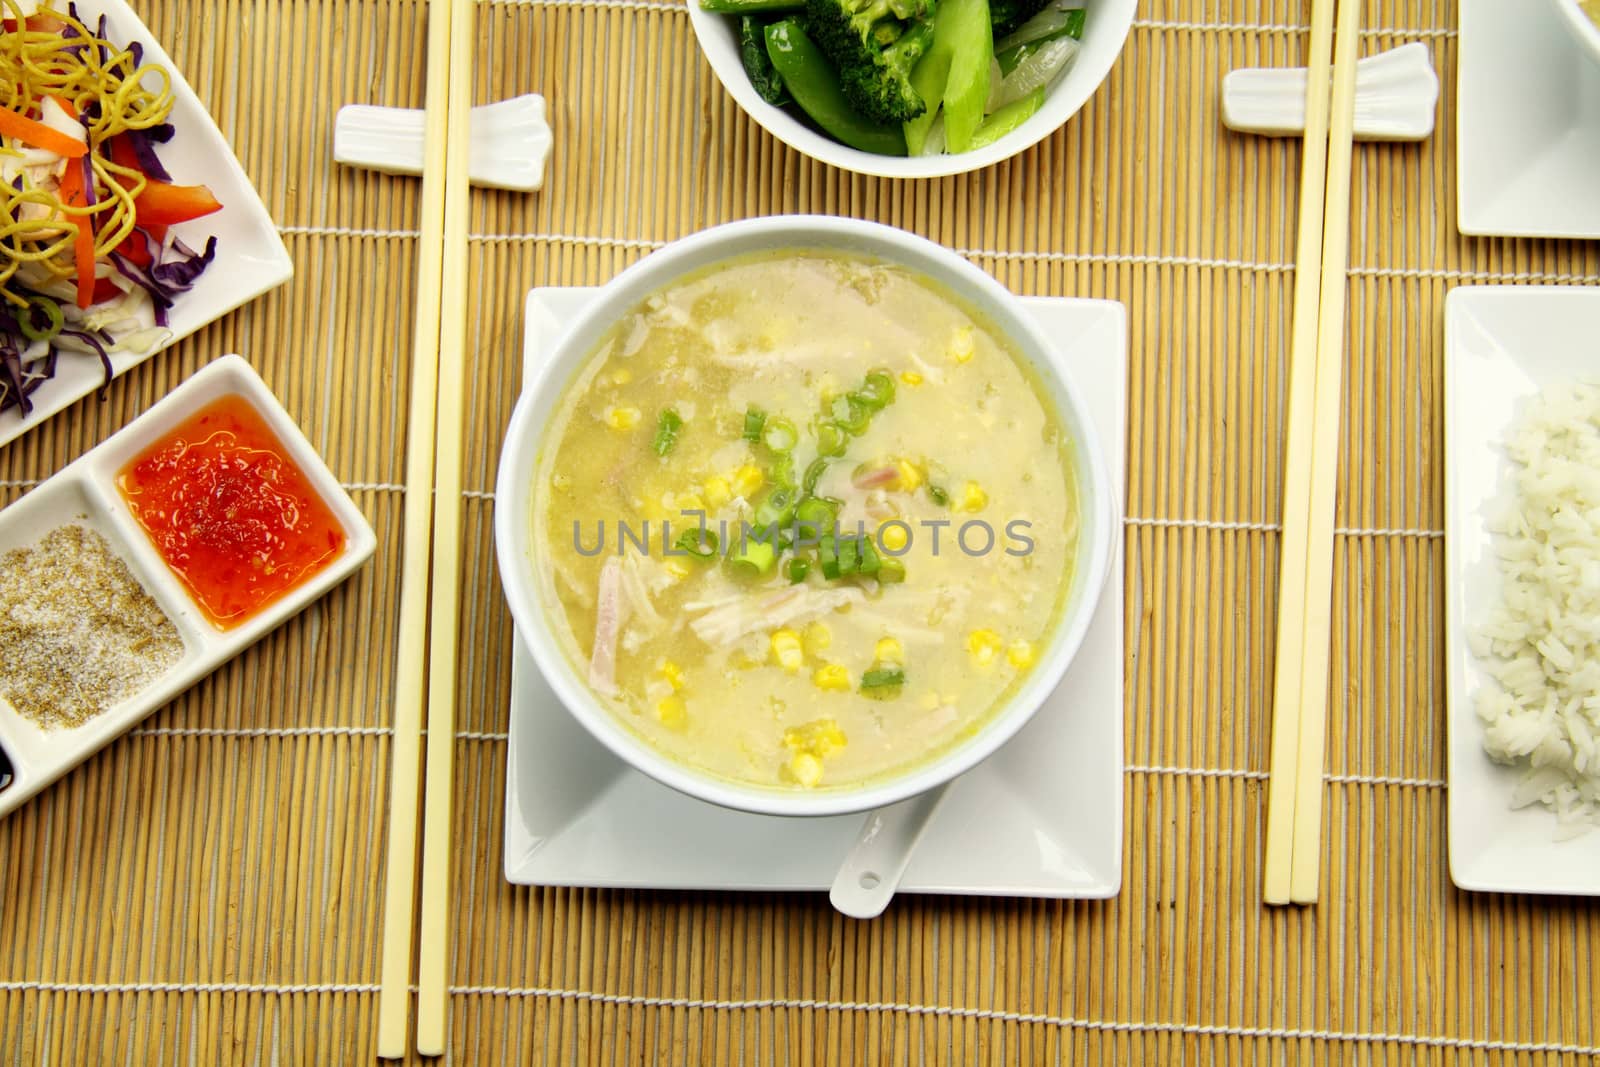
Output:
117 394 346 629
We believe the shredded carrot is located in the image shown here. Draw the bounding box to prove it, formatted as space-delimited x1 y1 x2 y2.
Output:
0 105 86 158
57 161 97 309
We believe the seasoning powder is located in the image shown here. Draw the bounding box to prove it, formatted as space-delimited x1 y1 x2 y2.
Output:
0 523 184 728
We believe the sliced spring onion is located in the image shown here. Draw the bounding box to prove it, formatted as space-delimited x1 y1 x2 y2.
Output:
18 296 63 342
852 369 896 411
995 0 1086 54
861 667 906 690
802 457 829 494
728 538 778 578
989 36 1078 111
652 408 684 456
857 535 882 576
769 452 797 490
786 557 811 583
928 484 951 507
753 487 797 530
675 528 720 559
815 420 849 457
836 536 860 575
819 534 841 580
836 396 873 435
877 557 907 583
762 416 799 452
743 405 767 442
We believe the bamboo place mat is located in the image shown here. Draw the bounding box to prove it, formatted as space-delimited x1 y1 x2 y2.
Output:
1 0 1598 1063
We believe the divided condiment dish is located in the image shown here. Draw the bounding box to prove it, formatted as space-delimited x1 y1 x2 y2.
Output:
0 355 376 818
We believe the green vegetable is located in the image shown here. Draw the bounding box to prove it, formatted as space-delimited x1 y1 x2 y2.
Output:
765 20 909 155
877 557 907 583
903 45 952 154
861 666 906 690
933 0 992 152
18 296 62 342
803 0 938 123
754 487 797 530
830 393 873 434
652 408 684 456
675 528 720 559
739 15 790 104
786 557 812 583
769 452 797 490
815 420 850 457
927 484 950 507
852 369 896 410
857 534 882 576
795 496 840 527
729 538 778 577
762 415 799 452
836 536 860 575
744 405 767 442
995 1 1083 51
700 0 805 12
802 457 829 494
970 84 1045 149
819 534 841 579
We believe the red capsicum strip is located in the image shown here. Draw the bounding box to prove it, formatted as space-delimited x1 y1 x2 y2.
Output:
56 160 98 309
108 135 222 225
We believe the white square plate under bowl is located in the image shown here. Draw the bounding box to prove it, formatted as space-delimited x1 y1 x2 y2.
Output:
1446 286 1600 895
503 289 1126 899
0 0 294 446
0 355 377 818
1457 0 1600 239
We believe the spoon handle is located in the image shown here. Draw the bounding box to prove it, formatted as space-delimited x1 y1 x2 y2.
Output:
829 783 951 919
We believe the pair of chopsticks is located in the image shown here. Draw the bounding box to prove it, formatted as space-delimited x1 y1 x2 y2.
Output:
374 0 476 1056
1263 0 1362 907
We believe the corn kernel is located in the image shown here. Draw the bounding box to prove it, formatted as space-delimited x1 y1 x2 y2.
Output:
703 476 732 510
1007 641 1037 670
802 621 832 655
790 752 824 788
605 405 641 431
895 459 924 492
958 481 988 513
609 368 633 386
874 637 904 664
812 663 851 690
664 559 692 580
967 628 1003 668
878 522 909 553
675 491 706 513
657 659 686 691
770 628 804 672
900 370 924 386
783 718 847 756
655 695 687 731
731 463 764 499
949 325 975 364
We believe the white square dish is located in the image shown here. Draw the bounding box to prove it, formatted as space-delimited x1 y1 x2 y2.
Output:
503 289 1127 900
0 355 377 818
1445 286 1600 895
1457 0 1600 239
0 0 294 446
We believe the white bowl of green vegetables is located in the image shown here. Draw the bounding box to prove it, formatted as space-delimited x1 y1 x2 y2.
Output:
689 0 1134 177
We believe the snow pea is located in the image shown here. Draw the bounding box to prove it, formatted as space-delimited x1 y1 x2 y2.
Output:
764 20 908 156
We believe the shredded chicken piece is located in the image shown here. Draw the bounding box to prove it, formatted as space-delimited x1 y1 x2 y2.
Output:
588 559 626 697
690 584 865 647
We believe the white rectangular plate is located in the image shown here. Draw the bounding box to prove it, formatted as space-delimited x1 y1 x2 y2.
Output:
1446 286 1600 895
504 289 1127 899
0 355 377 818
0 0 294 446
1457 0 1600 239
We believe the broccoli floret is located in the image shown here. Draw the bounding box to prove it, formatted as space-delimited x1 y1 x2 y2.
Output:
988 0 1047 38
803 0 938 123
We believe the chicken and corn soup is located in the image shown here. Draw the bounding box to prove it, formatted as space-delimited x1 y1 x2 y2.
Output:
534 252 1080 790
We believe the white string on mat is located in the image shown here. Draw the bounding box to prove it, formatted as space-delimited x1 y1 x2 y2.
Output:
0 979 1583 1054
1127 766 1445 790
128 726 390 739
1131 18 1457 40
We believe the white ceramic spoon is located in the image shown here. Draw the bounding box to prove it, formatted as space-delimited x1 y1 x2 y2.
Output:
829 783 951 919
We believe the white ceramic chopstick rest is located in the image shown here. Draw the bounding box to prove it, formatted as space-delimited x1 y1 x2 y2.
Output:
1222 43 1438 142
334 94 552 191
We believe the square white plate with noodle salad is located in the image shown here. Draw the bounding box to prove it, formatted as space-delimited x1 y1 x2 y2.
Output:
1446 286 1600 896
0 0 291 446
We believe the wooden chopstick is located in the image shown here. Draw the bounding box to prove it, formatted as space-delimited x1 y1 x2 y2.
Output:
1286 0 1363 905
375 0 458 1055
1262 0 1339 907
415 0 476 1053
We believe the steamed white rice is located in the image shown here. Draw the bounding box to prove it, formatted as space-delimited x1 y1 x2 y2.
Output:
1472 382 1600 838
